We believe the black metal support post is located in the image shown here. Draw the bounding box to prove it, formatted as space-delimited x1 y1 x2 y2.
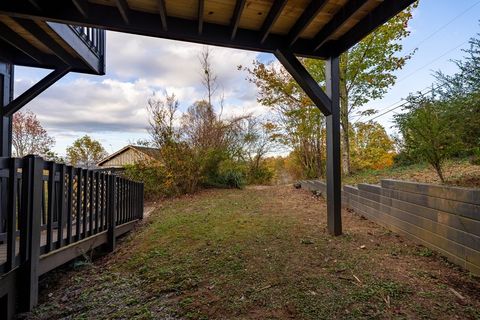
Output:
274 50 342 236
325 56 342 236
18 155 44 312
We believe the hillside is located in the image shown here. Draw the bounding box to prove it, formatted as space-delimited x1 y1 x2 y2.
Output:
343 159 480 188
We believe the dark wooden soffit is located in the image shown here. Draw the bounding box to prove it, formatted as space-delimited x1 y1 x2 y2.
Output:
0 0 415 59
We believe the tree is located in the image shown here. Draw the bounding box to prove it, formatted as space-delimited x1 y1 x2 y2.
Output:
245 5 416 175
66 135 107 168
12 110 55 157
350 121 394 171
394 95 459 183
434 32 480 153
147 91 180 148
199 46 219 107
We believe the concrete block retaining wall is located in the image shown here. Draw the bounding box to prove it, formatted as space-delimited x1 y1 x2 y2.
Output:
299 179 480 275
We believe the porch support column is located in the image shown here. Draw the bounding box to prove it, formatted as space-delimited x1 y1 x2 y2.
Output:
0 63 13 157
325 56 342 236
0 63 13 239
274 49 342 236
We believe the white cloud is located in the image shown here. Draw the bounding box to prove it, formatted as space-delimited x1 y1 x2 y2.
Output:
14 31 270 154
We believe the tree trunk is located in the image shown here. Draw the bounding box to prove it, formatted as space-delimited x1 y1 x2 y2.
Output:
340 77 351 175
433 162 445 183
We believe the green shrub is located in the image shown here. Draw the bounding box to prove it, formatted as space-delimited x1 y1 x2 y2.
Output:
247 164 274 185
123 162 170 200
214 160 247 189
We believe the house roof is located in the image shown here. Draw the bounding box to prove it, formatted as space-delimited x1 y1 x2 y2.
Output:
97 145 160 166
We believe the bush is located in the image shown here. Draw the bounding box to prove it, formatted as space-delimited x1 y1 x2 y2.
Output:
214 160 247 189
392 151 418 167
247 164 274 185
123 162 170 200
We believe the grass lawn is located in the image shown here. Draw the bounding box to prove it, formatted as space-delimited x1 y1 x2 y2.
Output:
28 186 479 319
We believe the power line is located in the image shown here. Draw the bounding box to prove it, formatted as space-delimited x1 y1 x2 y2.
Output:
396 40 468 84
404 0 480 53
364 82 449 122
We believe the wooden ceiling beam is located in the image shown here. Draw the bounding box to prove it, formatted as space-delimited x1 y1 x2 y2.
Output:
288 0 328 46
230 0 246 40
155 0 168 31
313 0 369 51
114 0 130 24
259 0 288 44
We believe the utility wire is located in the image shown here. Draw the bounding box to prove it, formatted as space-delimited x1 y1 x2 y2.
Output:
351 2 479 125
364 82 449 122
396 40 468 84
404 0 480 53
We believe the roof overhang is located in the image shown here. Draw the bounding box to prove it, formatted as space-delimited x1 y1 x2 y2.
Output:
0 0 415 59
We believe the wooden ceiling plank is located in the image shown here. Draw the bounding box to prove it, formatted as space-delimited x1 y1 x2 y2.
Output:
115 0 130 24
230 0 246 40
259 0 288 44
313 0 369 51
288 0 329 46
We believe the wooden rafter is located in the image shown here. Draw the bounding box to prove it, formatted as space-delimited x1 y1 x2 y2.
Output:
288 0 329 46
155 0 168 31
198 0 204 34
259 0 288 44
230 0 246 40
114 0 130 24
313 0 369 51
0 22 44 63
15 18 77 66
329 0 415 55
72 0 89 19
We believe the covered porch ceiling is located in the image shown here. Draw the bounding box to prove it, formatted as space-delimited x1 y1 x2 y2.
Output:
0 0 415 59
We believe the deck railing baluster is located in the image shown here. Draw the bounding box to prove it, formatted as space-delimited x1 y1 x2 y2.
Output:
56 164 66 249
88 170 94 236
76 168 82 241
66 166 73 245
82 169 88 238
46 162 56 253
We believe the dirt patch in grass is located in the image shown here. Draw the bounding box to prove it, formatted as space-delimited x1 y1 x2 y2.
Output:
26 186 480 319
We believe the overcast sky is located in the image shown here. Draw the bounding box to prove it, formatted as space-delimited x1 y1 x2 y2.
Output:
13 0 480 156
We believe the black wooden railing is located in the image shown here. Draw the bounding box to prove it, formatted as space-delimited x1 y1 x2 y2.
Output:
69 25 105 59
0 155 143 276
